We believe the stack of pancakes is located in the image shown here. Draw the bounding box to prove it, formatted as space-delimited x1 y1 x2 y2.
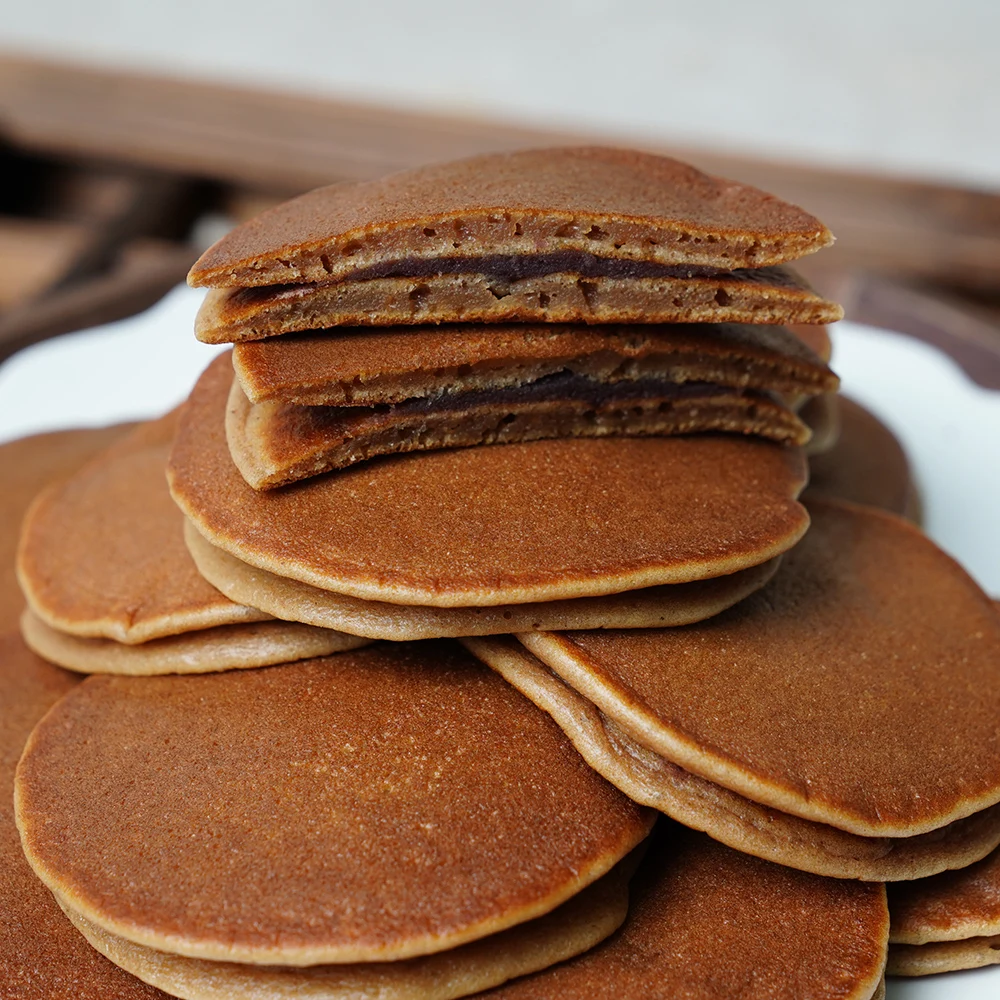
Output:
5 146 1000 999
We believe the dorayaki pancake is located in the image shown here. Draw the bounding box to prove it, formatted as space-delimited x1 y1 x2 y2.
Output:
482 825 888 1000
17 412 364 671
194 263 841 340
800 392 841 456
788 322 833 363
189 147 835 289
19 607 364 676
0 423 136 631
184 521 781 640
16 642 654 967
170 354 809 607
887 935 1000 976
59 849 638 1000
232 322 836 407
229 375 811 489
805 397 919 520
0 632 170 998
465 635 1000 882
465 499 1000 879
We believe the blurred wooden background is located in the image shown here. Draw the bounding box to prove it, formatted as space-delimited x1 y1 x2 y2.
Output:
1 53 999 385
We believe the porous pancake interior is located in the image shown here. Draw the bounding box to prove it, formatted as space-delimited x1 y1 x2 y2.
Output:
170 355 809 607
189 147 833 287
483 826 888 1000
464 636 1000 881
183 521 781 641
0 633 170 999
17 413 271 643
889 844 1000 945
0 423 136 632
232 322 836 407
517 499 1000 838
15 642 653 966
58 849 637 1000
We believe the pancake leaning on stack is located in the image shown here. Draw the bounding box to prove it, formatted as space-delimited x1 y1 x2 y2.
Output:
15 641 654 1000
466 499 1000 882
17 413 366 675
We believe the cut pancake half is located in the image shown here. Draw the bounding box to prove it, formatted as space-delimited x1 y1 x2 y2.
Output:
184 520 780 640
189 146 835 288
170 354 809 607
15 642 653 967
58 850 637 1000
465 499 1000 879
195 264 841 340
483 824 888 1000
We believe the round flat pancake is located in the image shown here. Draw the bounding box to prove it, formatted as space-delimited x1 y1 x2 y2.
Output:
464 636 1000 881
805 396 918 520
16 641 653 966
18 412 271 642
481 824 888 1000
58 850 637 1000
511 498 1000 839
0 632 171 998
184 521 780 639
20 607 367 676
0 423 136 632
169 354 809 607
887 935 1000 976
189 147 833 287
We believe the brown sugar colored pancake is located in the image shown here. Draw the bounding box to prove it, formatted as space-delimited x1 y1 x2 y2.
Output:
0 632 170 998
0 422 136 632
15 641 654 967
184 521 781 640
59 852 638 1000
189 146 835 289
169 354 809 608
194 263 841 340
482 825 888 1000
805 396 919 520
17 412 364 672
229 375 811 490
465 499 1000 879
232 322 836 408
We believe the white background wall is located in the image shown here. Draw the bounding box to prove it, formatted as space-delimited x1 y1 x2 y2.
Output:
2 1 998 188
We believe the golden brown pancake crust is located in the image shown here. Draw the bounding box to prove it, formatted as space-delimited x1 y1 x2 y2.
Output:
60 850 637 1000
169 354 809 607
17 413 270 643
194 265 842 339
483 825 888 1000
805 397 917 519
0 632 170 998
185 522 781 640
465 635 1000 881
887 935 1000 976
232 322 836 407
0 423 136 632
16 641 653 966
516 499 1000 838
189 147 833 287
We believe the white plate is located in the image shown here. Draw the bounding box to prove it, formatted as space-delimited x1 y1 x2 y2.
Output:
0 288 997 996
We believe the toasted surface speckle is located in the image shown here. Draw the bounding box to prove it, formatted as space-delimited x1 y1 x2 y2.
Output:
15 641 653 966
169 355 809 607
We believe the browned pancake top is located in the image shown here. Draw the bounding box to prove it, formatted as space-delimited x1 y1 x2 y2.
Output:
233 321 836 405
527 499 1000 836
485 825 888 1000
889 845 1000 943
0 633 170 999
17 413 263 642
189 147 832 286
15 641 652 963
0 424 135 632
805 397 913 516
169 355 809 606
